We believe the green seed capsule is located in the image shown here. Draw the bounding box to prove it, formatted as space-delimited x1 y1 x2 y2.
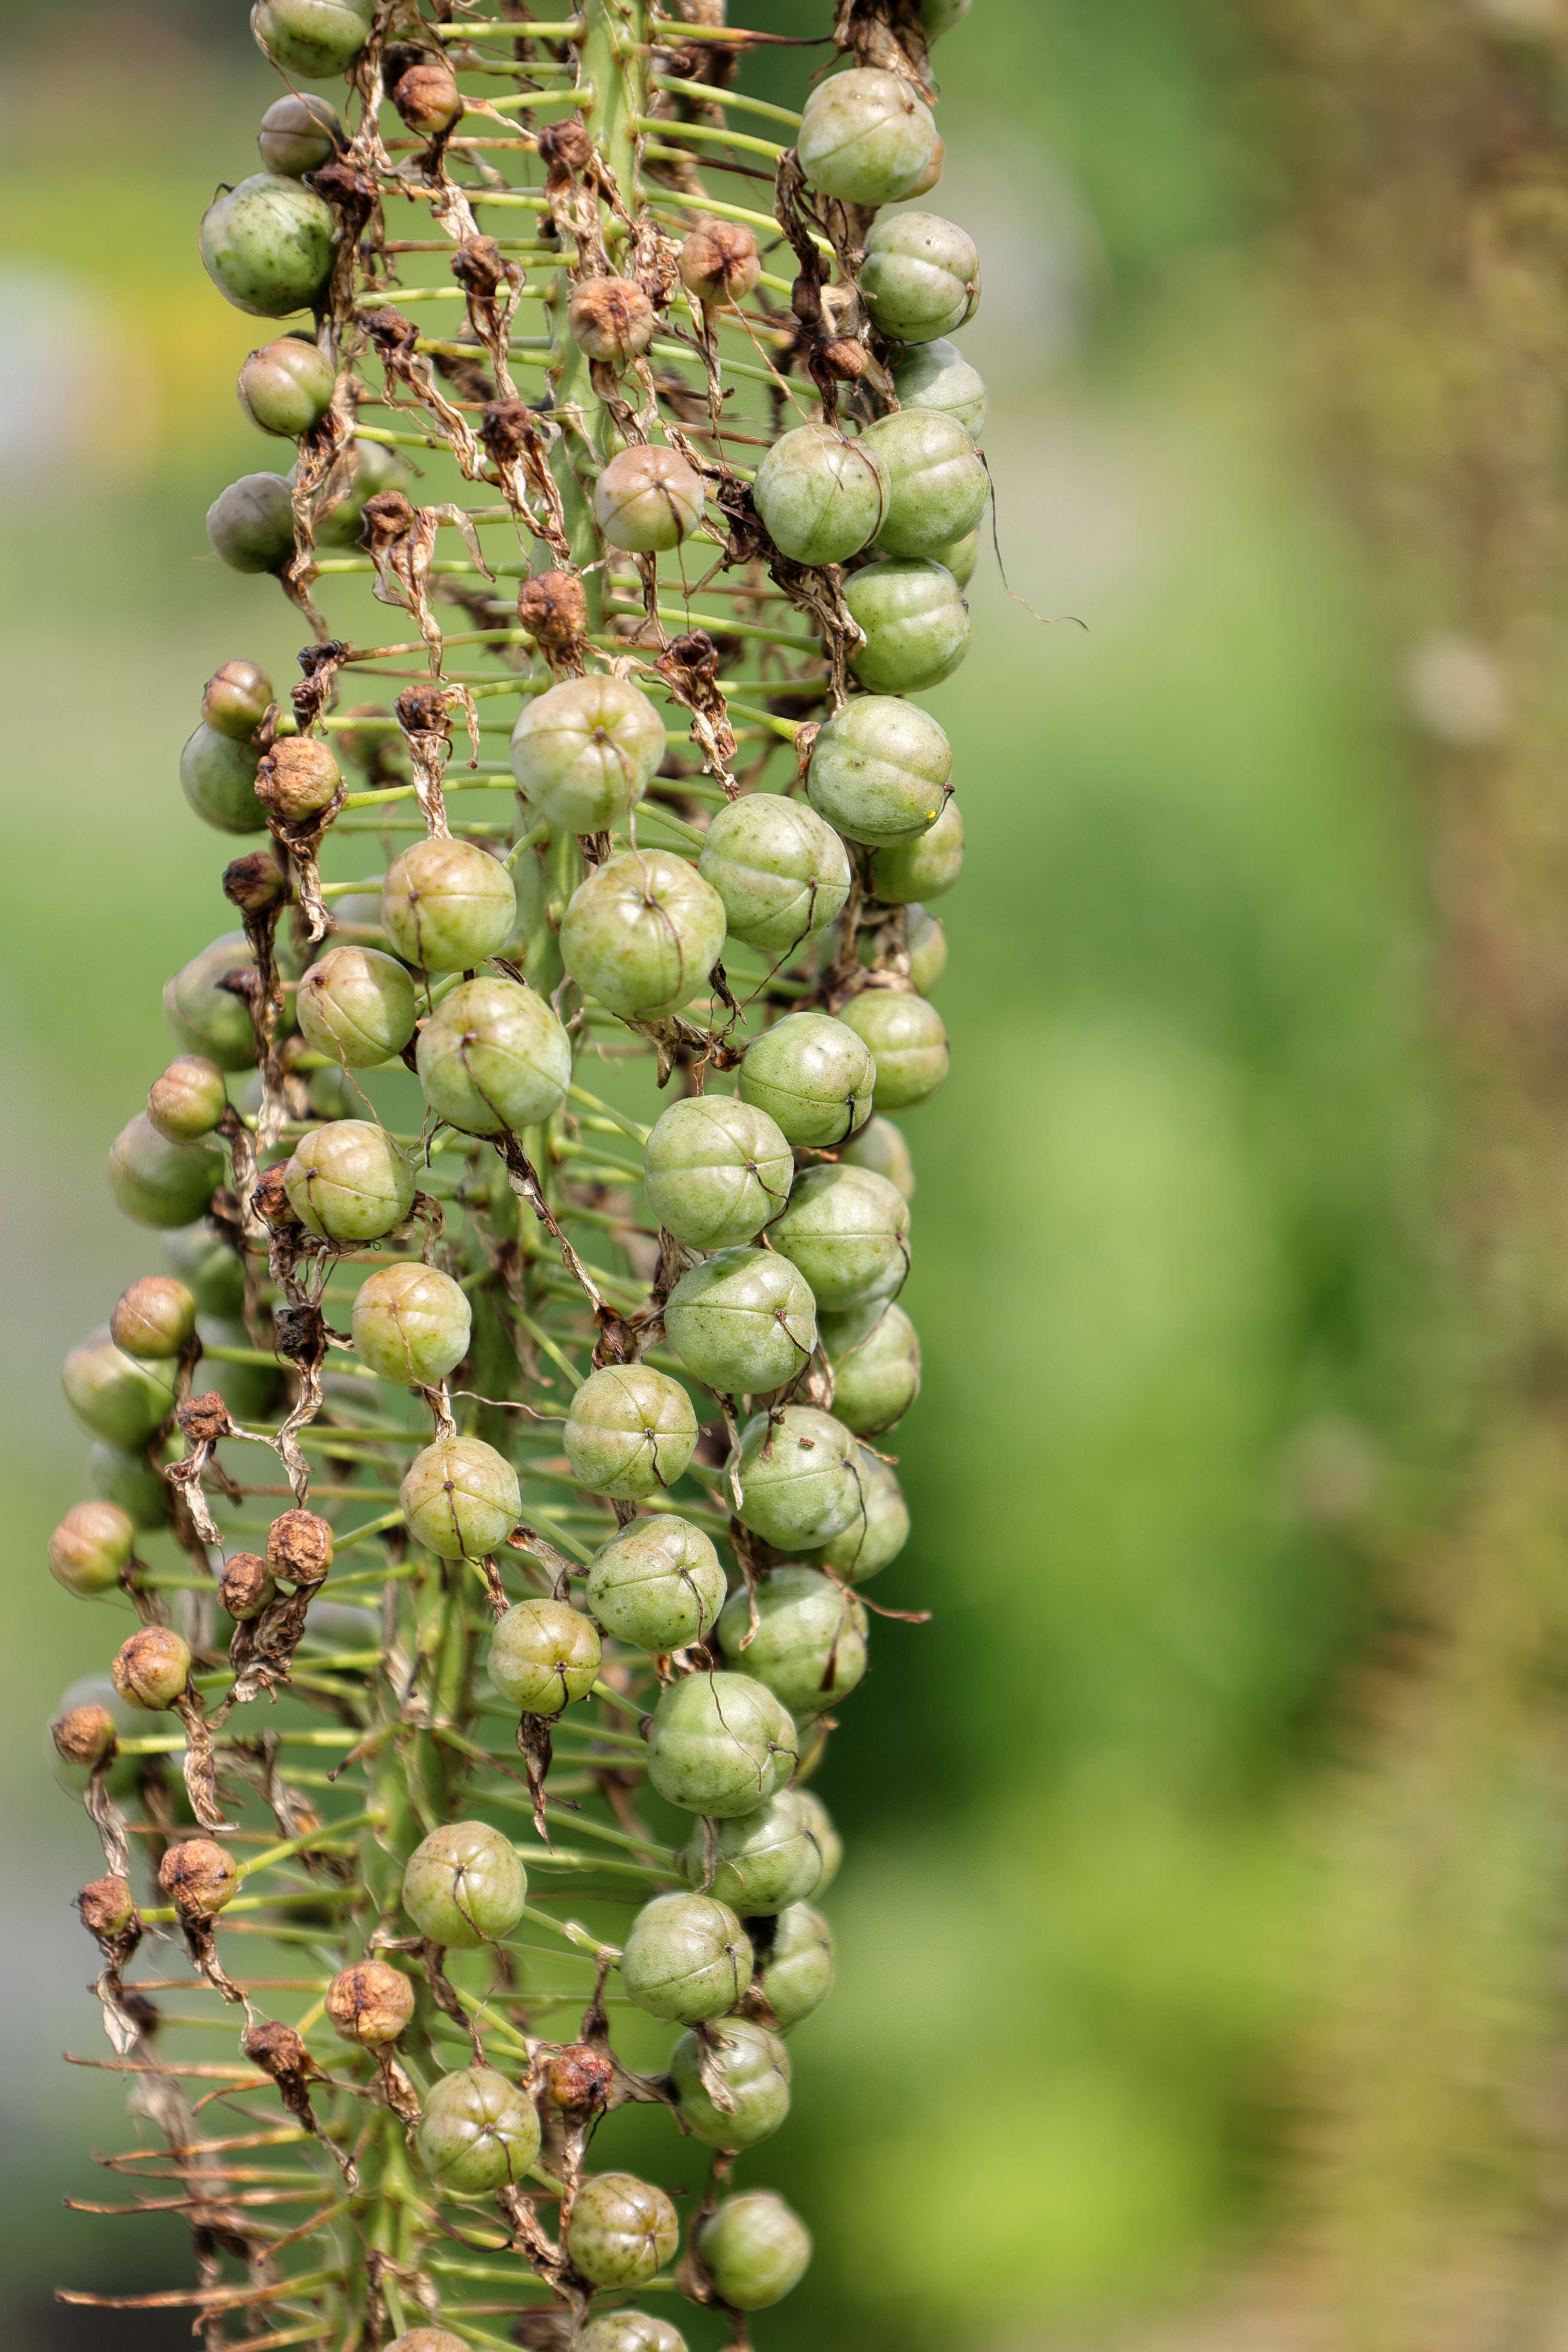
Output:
585 1514 726 1652
861 210 982 346
352 1264 472 1387
163 934 261 1072
297 945 418 1068
756 1903 835 2030
560 849 727 1019
716 1566 867 1717
862 408 989 561
664 1248 817 1396
642 1096 795 1252
49 1502 135 1598
868 794 964 903
300 436 409 547
891 335 988 441
180 723 266 835
670 2018 791 2149
403 1820 527 1948
415 2064 541 2198
620 1891 753 2024
577 2315 687 2352
566 2172 680 2289
62 1327 178 1449
564 1365 698 1500
844 558 970 695
679 1786 837 1914
89 1439 173 1529
509 674 666 833
803 1445 908 1580
698 2188 812 2306
487 1599 601 1715
738 1011 875 1149
112 1626 192 1712
108 1115 223 1229
766 1163 910 1311
837 989 949 1110
202 657 273 741
382 836 518 974
283 1121 415 1242
148 1057 229 1143
819 1299 921 1433
594 445 706 553
112 1277 198 1360
646 1670 797 1817
797 67 937 206
199 173 334 319
906 904 949 993
697 795 851 955
841 1111 916 1199
731 1405 862 1551
207 472 295 574
251 0 374 77
752 424 888 568
922 0 971 36
416 976 572 1135
402 1435 521 1560
806 695 952 848
238 336 336 437
927 527 979 589
162 1222 247 1316
257 92 344 178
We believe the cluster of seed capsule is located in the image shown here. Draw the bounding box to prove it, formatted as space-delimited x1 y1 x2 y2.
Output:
47 0 983 2344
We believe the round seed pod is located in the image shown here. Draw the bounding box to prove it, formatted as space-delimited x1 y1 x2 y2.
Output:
806 694 952 848
402 1435 521 1560
717 1566 867 1717
756 1903 835 2030
647 1670 797 1817
51 1686 125 1775
163 934 260 1072
844 557 970 694
224 852 288 918
796 67 937 206
670 2017 790 2149
257 92 344 178
162 1223 247 1317
49 1501 135 1598
199 173 334 318
298 945 418 1068
841 1111 915 1199
767 1163 910 1311
148 1057 229 1142
698 2188 812 2306
594 444 705 554
902 904 949 994
679 219 760 308
108 1115 223 1229
202 658 274 741
697 794 851 954
238 337 336 437
62 1327 178 1449
927 527 979 589
738 1011 875 1149
863 408 989 561
487 1599 601 1716
560 849 727 1018
922 0 971 37
752 423 888 568
642 1095 795 1251
804 1444 908 1580
382 836 518 973
564 1365 698 1501
207 472 295 574
731 1405 862 1550
509 674 666 834
820 1299 920 1433
585 1514 726 1651
112 1626 192 1712
577 2314 687 2352
220 1552 275 1621
393 63 464 135
326 1959 414 2048
566 2173 680 2289
283 1121 415 1242
257 736 340 824
89 1439 173 1528
416 2066 540 2198
861 211 982 345
416 976 572 1135
403 1819 527 1948
517 568 589 653
159 1839 240 1920
664 1247 817 1396
180 723 266 834
251 0 373 74
112 1277 198 1360
303 436 409 547
78 1875 138 1940
678 1786 836 1914
837 988 948 1109
793 1787 842 1886
541 2043 616 2114
352 1264 472 1387
868 793 964 903
569 276 656 364
621 1890 753 2024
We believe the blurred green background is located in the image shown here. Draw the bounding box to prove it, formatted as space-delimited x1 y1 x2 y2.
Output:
0 1 1435 2344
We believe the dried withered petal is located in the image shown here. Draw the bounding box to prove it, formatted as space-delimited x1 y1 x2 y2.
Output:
361 488 417 549
245 2018 312 2078
479 396 537 464
268 1508 334 1586
396 680 452 738
364 306 420 362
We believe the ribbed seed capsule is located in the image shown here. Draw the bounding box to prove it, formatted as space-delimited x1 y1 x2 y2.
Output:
510 674 666 833
565 2172 680 2288
403 1820 527 1948
112 1627 191 1711
584 1514 727 1651
766 1161 912 1311
717 1566 869 1717
238 336 336 437
670 2018 791 2149
646 1670 797 1817
842 1111 916 1199
752 423 888 567
594 444 705 552
641 1095 796 1251
61 1326 177 1449
49 1502 135 1598
487 1600 601 1715
819 1299 922 1433
381 836 518 973
844 557 971 694
415 2065 541 2196
868 793 965 903
697 794 852 953
861 208 982 343
892 336 988 439
754 1902 836 2030
806 694 952 848
297 946 417 1067
415 976 572 1135
620 1890 753 2023
352 1263 472 1386
803 1445 909 1580
147 1056 229 1141
325 1960 415 2047
283 1121 415 1243
738 1011 875 1149
837 989 949 1110
401 1436 521 1560
560 849 727 1018
577 2316 688 2352
564 1365 698 1501
251 0 374 77
107 1115 223 1228
679 218 760 307
796 67 937 205
181 723 266 833
698 2188 813 2307
257 93 343 178
569 276 656 364
663 1247 818 1395
158 1838 239 1920
199 173 335 317
678 1787 840 1915
111 1277 197 1360
730 1405 863 1551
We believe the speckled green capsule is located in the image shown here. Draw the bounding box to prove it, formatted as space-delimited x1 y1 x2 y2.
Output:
585 1514 726 1651
180 723 266 835
697 794 851 954
62 1327 178 1450
403 1820 527 1948
163 934 264 1072
678 1785 838 1914
297 946 417 1068
509 674 666 834
488 1599 601 1716
862 407 989 561
752 423 888 568
560 849 727 1018
806 695 951 849
414 2064 540 2198
382 836 518 974
670 2018 791 2149
416 976 572 1136
796 68 937 206
730 1405 863 1550
283 1121 415 1242
352 1263 472 1387
868 795 964 904
698 2188 813 2306
646 1670 797 1817
565 2173 680 2289
738 1012 875 1150
766 1162 910 1311
199 172 334 318
891 336 988 441
207 473 295 574
819 1299 921 1433
844 558 970 695
401 1435 521 1560
107 1116 224 1230
620 1890 753 2023
663 1248 817 1396
717 1566 867 1717
251 0 373 75
576 2316 687 2352
860 211 982 345
564 1365 698 1501
802 1445 909 1580
837 989 949 1111
756 1903 836 2031
642 1095 795 1251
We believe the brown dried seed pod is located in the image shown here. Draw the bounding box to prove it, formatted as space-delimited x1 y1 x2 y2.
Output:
220 1550 276 1621
53 1703 118 1769
268 1508 334 1586
393 62 463 135
537 118 595 175
452 235 507 295
396 680 451 738
257 738 341 824
158 1838 241 1920
678 219 761 309
569 276 656 365
111 1276 197 1360
244 2018 311 2076
517 570 588 649
77 1875 138 1939
111 1626 193 1712
253 1163 302 1229
179 1389 232 1446
326 1959 415 2047
542 2042 617 2112
223 851 288 916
